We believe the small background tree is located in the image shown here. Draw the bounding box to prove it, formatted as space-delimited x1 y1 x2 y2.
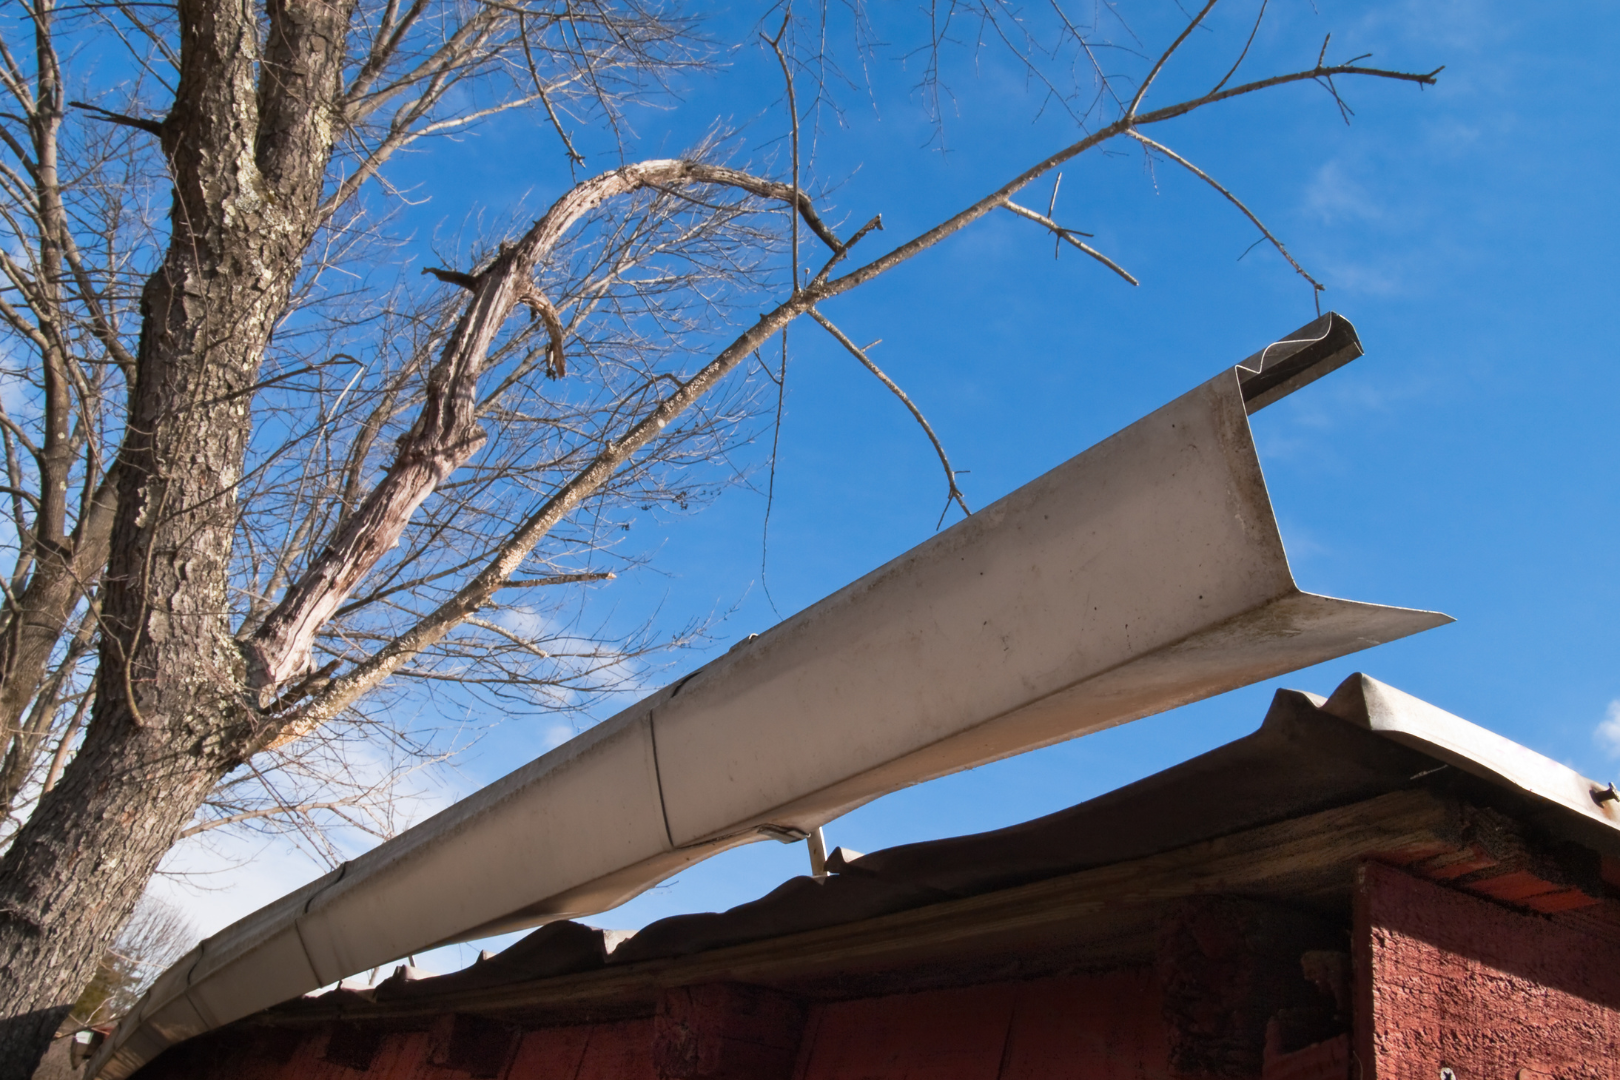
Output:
67 895 197 1030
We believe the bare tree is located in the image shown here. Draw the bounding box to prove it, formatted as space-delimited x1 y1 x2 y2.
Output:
67 893 196 1029
0 0 1438 1071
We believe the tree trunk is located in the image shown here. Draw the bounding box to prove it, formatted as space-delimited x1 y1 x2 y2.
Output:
0 0 353 1071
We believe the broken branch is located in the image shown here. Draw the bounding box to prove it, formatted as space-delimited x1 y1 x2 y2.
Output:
421 266 480 290
518 288 567 379
812 214 884 286
243 159 830 710
495 571 616 587
67 100 163 136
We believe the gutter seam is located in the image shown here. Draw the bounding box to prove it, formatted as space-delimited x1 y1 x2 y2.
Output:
291 861 350 987
648 711 677 850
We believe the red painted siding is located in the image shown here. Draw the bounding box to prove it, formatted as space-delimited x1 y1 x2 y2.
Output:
998 970 1175 1080
794 970 1173 1080
507 1025 593 1080
509 1019 659 1080
365 1032 433 1080
1355 860 1620 1080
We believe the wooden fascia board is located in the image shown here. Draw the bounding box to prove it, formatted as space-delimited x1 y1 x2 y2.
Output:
257 789 1459 1028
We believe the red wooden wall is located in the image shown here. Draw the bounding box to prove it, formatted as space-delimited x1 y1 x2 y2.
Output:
186 971 1182 1080
134 862 1620 1080
1355 860 1620 1080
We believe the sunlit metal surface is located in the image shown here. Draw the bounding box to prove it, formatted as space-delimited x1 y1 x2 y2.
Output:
92 313 1450 1079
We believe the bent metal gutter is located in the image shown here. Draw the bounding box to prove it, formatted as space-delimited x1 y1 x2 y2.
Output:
92 313 1451 1079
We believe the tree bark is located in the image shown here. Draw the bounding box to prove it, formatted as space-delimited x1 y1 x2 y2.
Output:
0 0 354 1071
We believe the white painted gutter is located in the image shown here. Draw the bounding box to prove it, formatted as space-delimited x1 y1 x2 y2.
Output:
92 313 1450 1078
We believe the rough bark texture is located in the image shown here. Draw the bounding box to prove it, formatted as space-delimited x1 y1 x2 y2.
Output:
0 0 354 1072
0 16 806 1072
0 65 811 1078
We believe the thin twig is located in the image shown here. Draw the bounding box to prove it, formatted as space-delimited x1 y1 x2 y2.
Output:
760 326 786 618
66 99 162 135
1210 0 1267 95
809 308 970 528
760 9 800 617
1127 130 1321 306
764 12 801 293
1046 172 1064 260
463 615 552 659
178 800 370 838
1127 0 1220 118
1000 199 1139 285
811 214 883 286
495 571 615 588
517 12 585 167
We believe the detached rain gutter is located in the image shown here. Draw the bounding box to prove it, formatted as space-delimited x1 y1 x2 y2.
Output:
93 313 1450 1079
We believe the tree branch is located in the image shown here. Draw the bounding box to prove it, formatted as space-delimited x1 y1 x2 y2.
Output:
243 160 830 707
261 280 818 748
517 11 585 166
178 798 377 839
1127 0 1220 119
999 198 1139 285
1210 0 1268 95
809 308 970 527
1127 130 1321 300
253 59 1442 747
420 265 479 290
66 100 162 136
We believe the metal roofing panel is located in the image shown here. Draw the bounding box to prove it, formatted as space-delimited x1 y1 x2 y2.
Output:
259 674 1620 1009
1325 673 1620 839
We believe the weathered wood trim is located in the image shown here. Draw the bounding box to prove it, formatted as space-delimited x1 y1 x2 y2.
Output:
262 790 1461 1025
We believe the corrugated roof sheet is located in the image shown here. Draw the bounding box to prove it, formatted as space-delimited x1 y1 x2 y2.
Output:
283 673 1620 1013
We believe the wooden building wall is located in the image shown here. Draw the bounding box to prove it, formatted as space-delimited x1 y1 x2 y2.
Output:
1356 861 1620 1080
131 860 1620 1080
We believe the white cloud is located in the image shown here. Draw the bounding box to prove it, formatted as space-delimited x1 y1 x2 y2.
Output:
1304 162 1384 226
494 604 552 640
149 834 328 940
0 368 40 423
147 736 467 941
1321 259 1403 298
1595 701 1620 758
541 723 577 750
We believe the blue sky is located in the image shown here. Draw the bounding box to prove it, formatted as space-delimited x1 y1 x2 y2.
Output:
152 0 1620 966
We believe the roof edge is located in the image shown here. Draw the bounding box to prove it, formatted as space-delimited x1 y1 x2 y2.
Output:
1322 672 1620 840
